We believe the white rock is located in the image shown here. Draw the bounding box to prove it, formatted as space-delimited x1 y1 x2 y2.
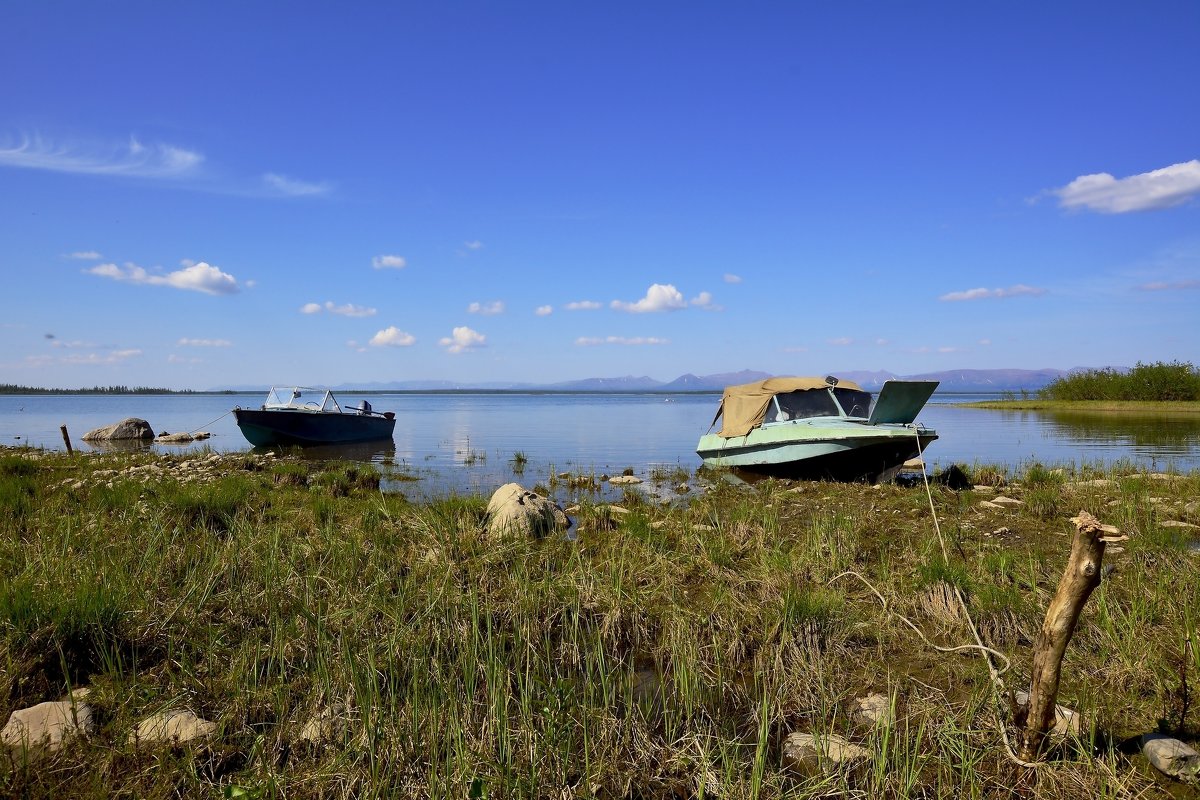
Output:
852 693 894 728
608 475 642 485
485 483 568 540
2 699 94 752
782 732 870 773
1142 734 1200 783
130 709 217 745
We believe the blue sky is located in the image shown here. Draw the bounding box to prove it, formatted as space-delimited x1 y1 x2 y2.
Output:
2 2 1198 390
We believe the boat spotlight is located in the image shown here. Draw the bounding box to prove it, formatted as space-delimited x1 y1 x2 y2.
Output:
825 375 839 387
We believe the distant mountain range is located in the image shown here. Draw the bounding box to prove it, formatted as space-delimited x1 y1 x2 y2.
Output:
220 368 1072 393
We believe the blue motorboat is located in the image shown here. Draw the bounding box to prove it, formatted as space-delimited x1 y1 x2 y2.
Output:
234 387 396 447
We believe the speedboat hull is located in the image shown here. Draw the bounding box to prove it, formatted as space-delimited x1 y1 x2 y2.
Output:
234 408 396 447
697 423 937 483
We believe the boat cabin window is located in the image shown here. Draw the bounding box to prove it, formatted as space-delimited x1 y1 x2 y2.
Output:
833 388 872 418
771 390 839 421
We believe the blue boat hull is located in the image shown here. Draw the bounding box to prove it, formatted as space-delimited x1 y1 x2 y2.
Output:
234 408 396 447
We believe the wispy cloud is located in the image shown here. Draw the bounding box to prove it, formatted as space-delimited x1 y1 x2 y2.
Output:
300 301 377 318
370 326 416 347
827 337 853 346
0 134 202 178
464 240 484 250
177 338 232 347
938 284 1045 302
575 336 669 346
468 300 505 315
262 172 332 197
611 283 686 313
723 273 742 284
1048 160 1200 213
27 348 142 367
87 260 239 295
535 305 553 316
66 251 102 260
372 254 407 270
440 326 486 354
565 300 601 311
1137 279 1200 291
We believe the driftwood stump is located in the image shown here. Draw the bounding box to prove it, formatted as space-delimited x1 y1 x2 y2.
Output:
1018 511 1125 761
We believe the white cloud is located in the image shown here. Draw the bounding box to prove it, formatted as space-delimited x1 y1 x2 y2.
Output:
611 283 686 313
827 337 853 346
938 284 1045 302
875 338 889 346
87 260 239 295
468 300 505 315
723 273 742 284
574 336 669 346
177 338 232 347
535 305 553 316
0 134 203 178
979 338 992 346
370 326 416 347
67 251 102 260
262 172 331 197
690 291 721 311
464 240 484 250
373 254 407 269
1050 160 1200 213
439 326 486 353
49 339 97 349
300 301 377 317
565 300 601 311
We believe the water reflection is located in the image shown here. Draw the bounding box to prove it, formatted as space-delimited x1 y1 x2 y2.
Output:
1039 410 1200 454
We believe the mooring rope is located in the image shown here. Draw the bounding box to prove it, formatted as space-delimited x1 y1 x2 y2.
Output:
185 409 233 437
912 430 1044 768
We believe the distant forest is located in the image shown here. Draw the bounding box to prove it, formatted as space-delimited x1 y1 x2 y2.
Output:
0 384 203 395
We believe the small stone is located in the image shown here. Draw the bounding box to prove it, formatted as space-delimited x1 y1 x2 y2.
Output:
608 475 642 485
978 500 1003 510
782 732 870 774
297 704 346 746
1161 520 1199 529
1013 691 1081 740
130 710 217 746
852 693 893 728
991 496 1024 507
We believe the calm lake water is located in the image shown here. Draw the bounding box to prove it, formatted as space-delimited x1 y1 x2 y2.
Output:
2 392 1198 500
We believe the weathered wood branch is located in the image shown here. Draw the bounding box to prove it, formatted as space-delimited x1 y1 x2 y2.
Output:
1018 511 1126 762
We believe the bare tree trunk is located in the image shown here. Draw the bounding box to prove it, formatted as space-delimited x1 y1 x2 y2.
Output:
1018 511 1124 762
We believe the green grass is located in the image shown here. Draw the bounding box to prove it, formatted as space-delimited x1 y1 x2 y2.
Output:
1 448 1198 798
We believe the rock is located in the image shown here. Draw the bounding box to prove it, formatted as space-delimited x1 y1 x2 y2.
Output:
991 496 1024 507
155 432 195 443
1161 520 1199 529
81 417 155 441
297 703 347 746
852 692 894 728
2 698 95 752
1013 691 1081 741
608 475 642 485
978 500 1003 510
485 483 568 540
1141 734 1200 783
129 709 217 746
900 458 925 472
782 732 871 774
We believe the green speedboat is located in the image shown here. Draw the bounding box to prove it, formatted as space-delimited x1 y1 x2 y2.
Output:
696 376 938 482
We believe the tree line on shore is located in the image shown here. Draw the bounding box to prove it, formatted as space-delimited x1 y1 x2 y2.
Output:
1037 360 1200 402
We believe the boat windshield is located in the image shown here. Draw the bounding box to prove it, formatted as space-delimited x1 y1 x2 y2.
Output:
263 387 342 412
771 389 840 421
833 387 872 418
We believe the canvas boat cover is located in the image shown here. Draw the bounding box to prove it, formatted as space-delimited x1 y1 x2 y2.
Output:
711 377 864 438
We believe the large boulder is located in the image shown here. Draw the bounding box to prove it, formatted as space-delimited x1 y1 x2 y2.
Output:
81 417 155 441
485 483 568 540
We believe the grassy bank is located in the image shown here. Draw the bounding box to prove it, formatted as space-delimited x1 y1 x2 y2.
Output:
2 447 1199 798
956 400 1200 414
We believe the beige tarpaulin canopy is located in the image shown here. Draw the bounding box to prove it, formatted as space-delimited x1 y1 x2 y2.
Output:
710 377 864 438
